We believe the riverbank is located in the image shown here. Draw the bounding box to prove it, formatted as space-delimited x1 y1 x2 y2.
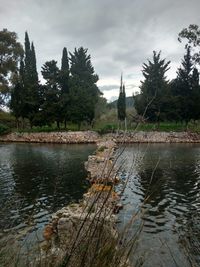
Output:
1 130 200 143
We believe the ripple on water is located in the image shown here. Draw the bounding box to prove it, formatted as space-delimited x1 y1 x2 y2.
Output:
0 143 95 242
118 144 200 267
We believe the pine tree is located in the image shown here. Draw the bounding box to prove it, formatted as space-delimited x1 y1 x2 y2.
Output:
135 51 170 124
191 68 200 121
41 60 61 128
174 47 194 124
69 47 100 128
176 47 193 96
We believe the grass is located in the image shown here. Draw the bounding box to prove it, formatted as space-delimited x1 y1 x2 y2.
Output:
4 121 200 135
134 122 186 132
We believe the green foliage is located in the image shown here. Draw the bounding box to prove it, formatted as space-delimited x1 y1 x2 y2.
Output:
41 60 61 127
178 24 200 64
171 47 200 124
12 32 41 126
69 47 100 127
0 123 9 135
0 29 23 105
0 111 15 128
19 125 60 133
96 124 117 135
7 26 200 133
94 97 107 121
135 51 170 123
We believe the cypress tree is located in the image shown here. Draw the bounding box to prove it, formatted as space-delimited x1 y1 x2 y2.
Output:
117 74 126 129
60 47 70 128
61 48 69 74
31 42 38 83
23 32 40 127
122 83 126 120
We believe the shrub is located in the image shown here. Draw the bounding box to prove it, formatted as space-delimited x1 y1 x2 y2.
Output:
97 124 117 135
0 123 10 135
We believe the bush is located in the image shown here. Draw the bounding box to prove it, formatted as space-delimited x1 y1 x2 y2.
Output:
0 112 16 128
19 125 59 133
97 124 117 135
0 123 10 135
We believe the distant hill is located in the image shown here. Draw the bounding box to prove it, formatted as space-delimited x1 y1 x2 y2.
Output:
108 96 134 109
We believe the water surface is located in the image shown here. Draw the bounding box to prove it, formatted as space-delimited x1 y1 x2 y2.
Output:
0 143 95 241
118 143 200 267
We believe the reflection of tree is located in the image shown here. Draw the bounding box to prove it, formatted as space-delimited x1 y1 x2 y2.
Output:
0 143 94 229
140 167 164 205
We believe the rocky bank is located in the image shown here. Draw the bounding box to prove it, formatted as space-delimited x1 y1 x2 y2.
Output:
1 130 200 143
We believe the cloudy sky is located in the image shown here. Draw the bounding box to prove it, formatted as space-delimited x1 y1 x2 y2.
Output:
1 0 200 101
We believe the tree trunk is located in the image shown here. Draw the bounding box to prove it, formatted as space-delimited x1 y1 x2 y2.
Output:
124 118 127 131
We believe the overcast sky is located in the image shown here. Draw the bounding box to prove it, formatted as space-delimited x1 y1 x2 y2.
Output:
1 0 200 101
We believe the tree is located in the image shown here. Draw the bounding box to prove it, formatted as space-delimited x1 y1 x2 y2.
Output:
69 47 100 128
41 60 61 128
94 96 107 121
173 47 194 125
178 24 200 64
191 68 200 121
10 60 25 128
0 29 23 105
59 47 70 128
135 51 170 124
23 32 40 126
169 47 200 125
117 74 126 129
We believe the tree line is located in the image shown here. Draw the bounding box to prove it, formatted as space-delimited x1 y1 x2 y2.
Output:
1 25 200 131
134 24 200 127
0 29 101 129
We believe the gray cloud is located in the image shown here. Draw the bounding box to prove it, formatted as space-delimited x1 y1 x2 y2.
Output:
99 85 119 92
0 0 200 100
99 83 137 92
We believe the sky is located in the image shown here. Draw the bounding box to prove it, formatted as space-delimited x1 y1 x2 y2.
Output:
1 0 200 102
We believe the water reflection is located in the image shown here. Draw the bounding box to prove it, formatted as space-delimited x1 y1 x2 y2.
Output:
118 143 200 267
0 143 95 235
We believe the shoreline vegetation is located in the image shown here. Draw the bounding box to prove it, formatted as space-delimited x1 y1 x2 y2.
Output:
1 130 200 144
